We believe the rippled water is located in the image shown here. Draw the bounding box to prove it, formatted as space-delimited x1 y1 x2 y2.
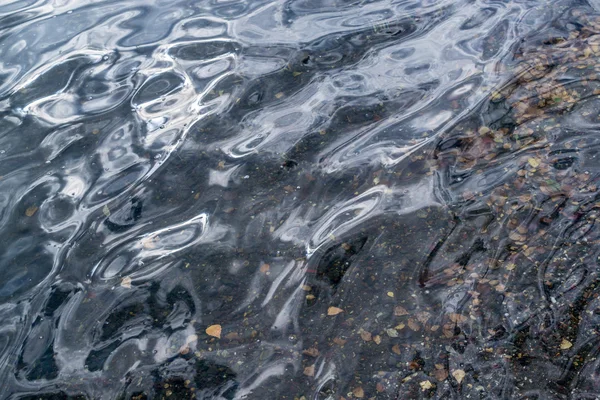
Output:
4 0 600 398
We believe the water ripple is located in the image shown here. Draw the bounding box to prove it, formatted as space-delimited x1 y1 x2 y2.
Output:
2 0 600 399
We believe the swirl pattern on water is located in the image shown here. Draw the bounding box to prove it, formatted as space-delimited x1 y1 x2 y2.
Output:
2 0 600 398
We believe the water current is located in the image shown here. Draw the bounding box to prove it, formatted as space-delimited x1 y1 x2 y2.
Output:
3 0 600 398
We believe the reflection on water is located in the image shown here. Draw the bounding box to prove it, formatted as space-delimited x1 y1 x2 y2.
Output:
2 0 600 398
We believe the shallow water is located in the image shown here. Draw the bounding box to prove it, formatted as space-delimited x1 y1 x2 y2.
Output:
3 0 600 398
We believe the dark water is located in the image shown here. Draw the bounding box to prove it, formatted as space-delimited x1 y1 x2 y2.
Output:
4 0 600 398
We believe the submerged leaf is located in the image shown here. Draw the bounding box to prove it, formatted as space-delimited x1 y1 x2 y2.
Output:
206 324 222 338
360 330 372 342
560 339 573 350
394 306 409 316
303 365 315 377
352 387 364 398
327 306 344 316
25 206 38 217
452 369 466 384
120 276 132 289
303 347 319 357
260 263 270 273
527 157 540 168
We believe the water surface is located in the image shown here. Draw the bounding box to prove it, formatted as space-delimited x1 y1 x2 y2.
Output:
2 0 600 398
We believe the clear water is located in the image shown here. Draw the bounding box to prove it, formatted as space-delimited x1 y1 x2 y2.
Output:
2 0 600 398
